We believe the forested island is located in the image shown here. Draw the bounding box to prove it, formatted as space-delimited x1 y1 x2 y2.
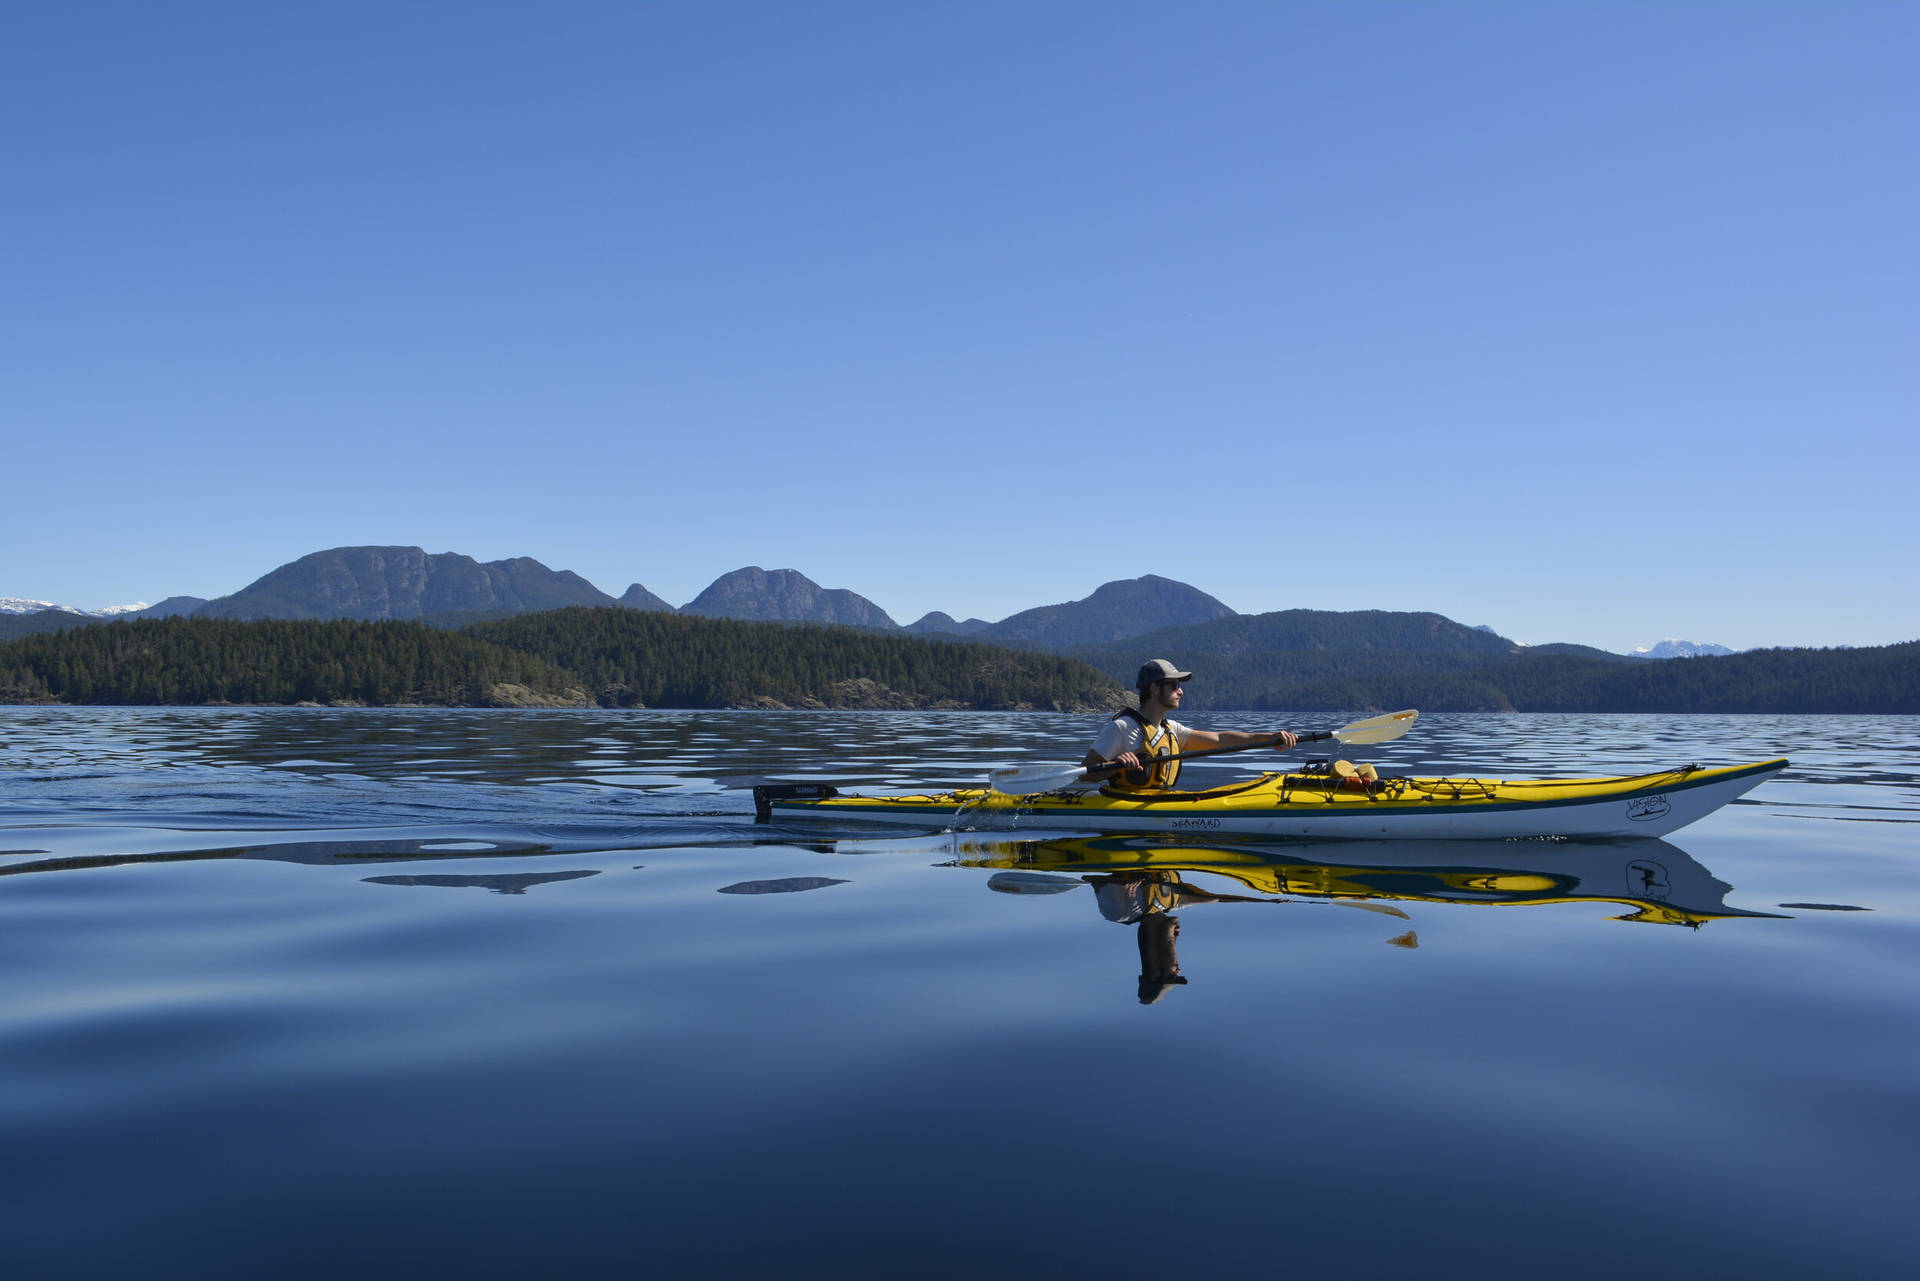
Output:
0 612 1124 711
1191 643 1920 713
0 609 1912 713
461 609 1121 709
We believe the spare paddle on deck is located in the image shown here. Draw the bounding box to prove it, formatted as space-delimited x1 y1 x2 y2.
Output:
985 709 1420 796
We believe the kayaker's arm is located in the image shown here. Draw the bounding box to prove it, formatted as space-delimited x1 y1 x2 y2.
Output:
1184 728 1299 752
1082 729 1297 776
1085 744 1185 788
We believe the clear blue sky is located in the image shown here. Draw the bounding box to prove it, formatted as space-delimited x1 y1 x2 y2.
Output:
5 1 1914 652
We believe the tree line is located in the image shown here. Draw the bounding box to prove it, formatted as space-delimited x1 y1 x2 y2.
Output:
0 617 586 706
461 608 1121 709
1178 642 1920 713
2 610 1911 712
1071 608 1515 665
0 610 1124 709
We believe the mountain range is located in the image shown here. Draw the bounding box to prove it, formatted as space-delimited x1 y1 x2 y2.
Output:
2 597 163 618
1630 639 1736 659
4 544 1748 659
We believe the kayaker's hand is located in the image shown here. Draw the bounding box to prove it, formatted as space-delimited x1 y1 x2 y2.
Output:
1271 730 1298 750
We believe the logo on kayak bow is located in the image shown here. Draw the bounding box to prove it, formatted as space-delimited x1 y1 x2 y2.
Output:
1626 795 1672 822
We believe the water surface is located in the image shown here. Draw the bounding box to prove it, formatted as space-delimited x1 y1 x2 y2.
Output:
2 708 1914 1278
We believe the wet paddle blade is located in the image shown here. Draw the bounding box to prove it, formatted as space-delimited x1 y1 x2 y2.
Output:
1329 709 1419 745
987 763 1088 795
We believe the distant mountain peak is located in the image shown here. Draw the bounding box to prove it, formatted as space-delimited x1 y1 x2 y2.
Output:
903 611 992 635
1630 638 1736 659
680 567 898 629
617 583 675 613
980 576 1237 648
193 546 618 621
134 596 209 618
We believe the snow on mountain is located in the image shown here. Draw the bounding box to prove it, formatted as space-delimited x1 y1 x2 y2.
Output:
1472 625 1532 647
1630 638 1736 659
1 597 150 617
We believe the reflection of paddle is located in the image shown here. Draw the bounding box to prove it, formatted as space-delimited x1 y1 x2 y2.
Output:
987 709 1419 795
1335 900 1411 919
982 871 1410 918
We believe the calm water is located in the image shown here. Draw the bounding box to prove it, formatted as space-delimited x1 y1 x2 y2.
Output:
2 707 1915 1279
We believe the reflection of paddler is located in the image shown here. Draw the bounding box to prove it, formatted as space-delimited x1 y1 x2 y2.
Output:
1087 869 1266 923
1086 871 1270 1005
1137 915 1184 1004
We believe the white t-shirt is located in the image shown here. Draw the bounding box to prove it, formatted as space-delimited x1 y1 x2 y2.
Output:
1089 715 1190 762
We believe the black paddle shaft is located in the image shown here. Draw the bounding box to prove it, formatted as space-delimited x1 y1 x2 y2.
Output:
1086 729 1333 780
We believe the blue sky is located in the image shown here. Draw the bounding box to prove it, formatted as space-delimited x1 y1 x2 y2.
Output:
5 1 1914 652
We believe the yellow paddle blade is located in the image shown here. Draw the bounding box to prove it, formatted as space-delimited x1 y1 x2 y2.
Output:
1331 709 1419 746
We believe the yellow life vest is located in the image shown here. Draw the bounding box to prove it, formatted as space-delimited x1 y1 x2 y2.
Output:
1110 708 1182 791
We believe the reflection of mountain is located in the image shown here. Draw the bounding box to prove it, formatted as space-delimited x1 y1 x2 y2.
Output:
364 870 599 894
951 835 1782 928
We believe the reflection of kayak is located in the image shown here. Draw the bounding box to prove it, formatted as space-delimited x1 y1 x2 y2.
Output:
952 834 1783 927
754 759 1787 840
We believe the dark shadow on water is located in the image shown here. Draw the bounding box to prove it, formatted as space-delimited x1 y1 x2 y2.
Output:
716 877 850 895
362 870 600 894
0 820 766 878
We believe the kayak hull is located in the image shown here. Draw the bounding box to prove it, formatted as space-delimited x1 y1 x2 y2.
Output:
756 759 1788 840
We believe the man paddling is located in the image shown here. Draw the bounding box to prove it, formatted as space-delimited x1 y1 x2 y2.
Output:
1083 659 1298 790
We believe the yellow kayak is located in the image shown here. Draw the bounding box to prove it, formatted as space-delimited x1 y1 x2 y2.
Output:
754 758 1788 840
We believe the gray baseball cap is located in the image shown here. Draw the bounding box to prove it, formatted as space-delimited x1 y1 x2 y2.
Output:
1136 659 1193 686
